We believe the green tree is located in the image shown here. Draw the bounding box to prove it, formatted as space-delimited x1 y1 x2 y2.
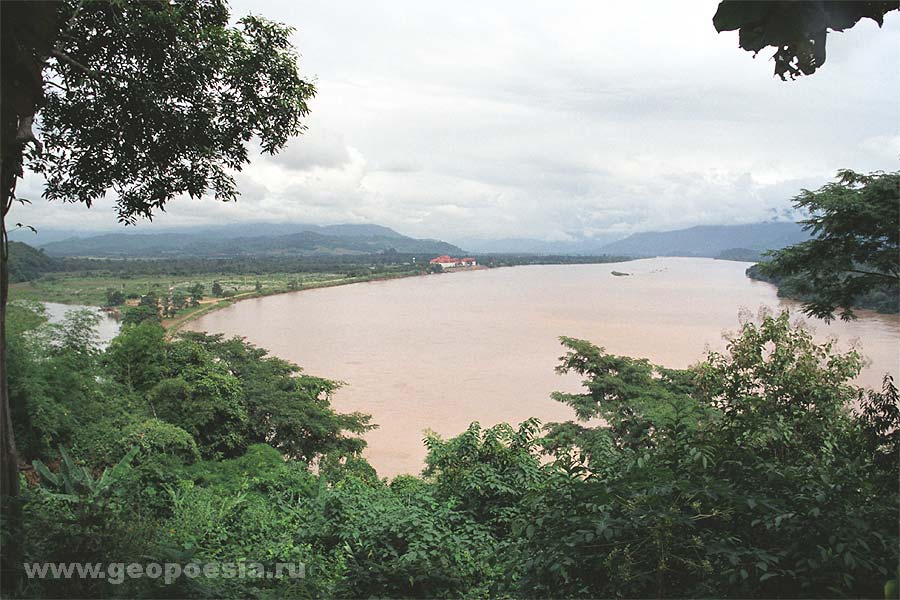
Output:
138 291 159 309
527 313 897 598
104 288 125 307
713 1 899 79
7 307 105 461
172 289 189 311
176 332 373 462
147 372 247 459
424 419 543 535
188 283 205 306
211 281 224 297
0 0 315 563
758 170 899 321
104 322 167 394
122 304 162 327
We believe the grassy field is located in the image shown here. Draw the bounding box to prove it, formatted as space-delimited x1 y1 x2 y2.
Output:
9 271 354 305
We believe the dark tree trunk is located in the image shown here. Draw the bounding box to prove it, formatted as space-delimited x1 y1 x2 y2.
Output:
1 166 20 590
0 2 60 590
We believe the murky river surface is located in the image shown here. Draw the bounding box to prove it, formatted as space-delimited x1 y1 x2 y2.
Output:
43 302 121 346
186 258 899 477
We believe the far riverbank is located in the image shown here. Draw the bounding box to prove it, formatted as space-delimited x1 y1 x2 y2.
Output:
11 254 635 335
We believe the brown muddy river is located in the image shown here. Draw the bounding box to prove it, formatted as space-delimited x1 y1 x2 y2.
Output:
186 258 899 477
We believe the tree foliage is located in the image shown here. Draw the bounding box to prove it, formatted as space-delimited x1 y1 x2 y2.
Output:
713 1 899 79
757 169 899 321
1 3 314 551
11 0 315 223
6 307 898 597
530 312 897 598
6 242 57 283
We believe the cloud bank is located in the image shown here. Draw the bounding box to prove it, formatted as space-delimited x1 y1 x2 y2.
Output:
12 0 899 243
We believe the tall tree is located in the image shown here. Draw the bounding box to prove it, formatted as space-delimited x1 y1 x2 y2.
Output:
0 0 314 580
758 170 899 321
713 0 899 79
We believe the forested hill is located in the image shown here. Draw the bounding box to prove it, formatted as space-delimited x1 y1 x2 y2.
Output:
38 223 463 258
7 242 59 283
746 263 899 315
595 222 810 259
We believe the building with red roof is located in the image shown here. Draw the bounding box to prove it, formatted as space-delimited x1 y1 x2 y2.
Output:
429 255 477 269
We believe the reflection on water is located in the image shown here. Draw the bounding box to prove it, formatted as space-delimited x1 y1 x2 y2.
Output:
187 258 900 477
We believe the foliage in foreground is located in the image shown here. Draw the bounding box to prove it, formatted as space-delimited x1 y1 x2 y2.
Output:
4 305 898 598
713 1 899 80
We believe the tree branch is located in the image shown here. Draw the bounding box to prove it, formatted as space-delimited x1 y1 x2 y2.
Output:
848 269 899 282
51 49 101 78
50 49 132 84
45 79 69 93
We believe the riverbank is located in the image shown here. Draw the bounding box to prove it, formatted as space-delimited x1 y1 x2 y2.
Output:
745 263 899 315
10 268 429 335
10 254 639 335
164 269 425 335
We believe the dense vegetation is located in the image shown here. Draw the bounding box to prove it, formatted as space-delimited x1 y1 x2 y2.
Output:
5 304 897 598
6 243 59 284
752 170 899 320
2 0 320 556
746 263 899 315
3 1 898 597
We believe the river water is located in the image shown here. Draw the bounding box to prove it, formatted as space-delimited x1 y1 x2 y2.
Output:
43 302 121 346
186 258 899 477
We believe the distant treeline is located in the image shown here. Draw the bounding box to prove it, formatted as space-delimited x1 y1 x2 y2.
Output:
746 263 899 315
9 241 634 282
478 254 633 267
52 253 435 277
714 248 766 262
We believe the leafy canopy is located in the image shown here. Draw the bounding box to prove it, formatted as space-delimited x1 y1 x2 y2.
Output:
26 0 315 223
713 1 899 79
529 312 897 598
758 169 899 321
9 307 899 598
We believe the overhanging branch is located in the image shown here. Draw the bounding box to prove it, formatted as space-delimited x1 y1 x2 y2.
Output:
50 49 132 84
848 268 899 282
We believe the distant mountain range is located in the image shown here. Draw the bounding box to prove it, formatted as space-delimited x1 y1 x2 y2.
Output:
37 223 463 258
594 222 810 258
457 222 809 259
20 220 809 260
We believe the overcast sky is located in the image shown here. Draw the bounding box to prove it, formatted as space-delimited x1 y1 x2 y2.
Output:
13 0 900 243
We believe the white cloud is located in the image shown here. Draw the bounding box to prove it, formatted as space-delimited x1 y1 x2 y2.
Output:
9 0 899 242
